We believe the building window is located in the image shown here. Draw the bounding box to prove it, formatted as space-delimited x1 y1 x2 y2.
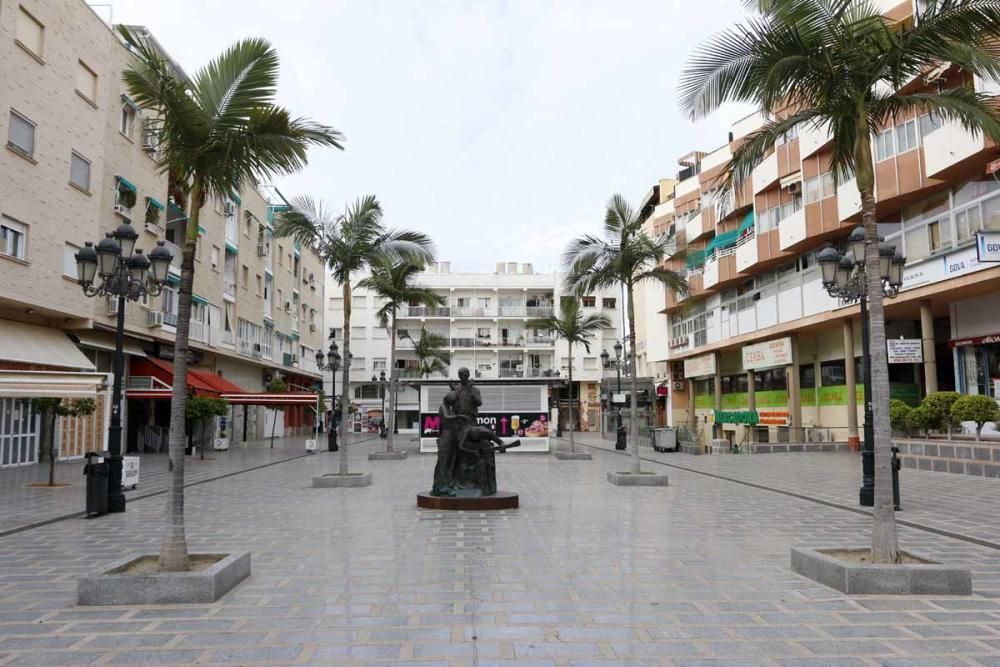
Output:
581 296 596 308
583 357 598 370
69 151 91 191
119 100 136 138
754 368 787 391
241 265 249 289
373 358 387 371
895 118 918 154
210 245 220 271
775 124 798 146
75 60 97 103
63 242 80 277
351 326 366 339
602 298 616 309
0 216 27 260
820 360 847 387
919 113 943 139
351 356 366 370
256 274 262 296
372 327 387 339
799 364 816 389
330 328 343 340
875 128 894 162
16 6 44 60
7 110 35 158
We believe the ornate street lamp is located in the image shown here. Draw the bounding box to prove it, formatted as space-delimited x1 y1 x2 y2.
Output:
817 229 906 507
74 224 172 514
372 369 388 437
316 336 342 451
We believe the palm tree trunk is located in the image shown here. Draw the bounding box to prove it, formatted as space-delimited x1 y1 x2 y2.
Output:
43 406 57 487
159 181 202 572
339 280 352 476
627 283 642 474
386 308 397 453
856 119 899 564
567 341 575 453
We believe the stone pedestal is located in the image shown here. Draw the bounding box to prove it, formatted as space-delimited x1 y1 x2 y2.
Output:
417 491 518 510
368 451 407 461
607 471 669 486
312 472 372 488
554 451 592 460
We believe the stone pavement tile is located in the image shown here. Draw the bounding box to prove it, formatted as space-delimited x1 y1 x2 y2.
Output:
127 607 216 619
107 648 206 664
731 625 824 639
673 660 772 667
800 639 897 655
775 659 868 666
907 623 999 638
513 641 603 657
263 629 360 645
6 651 103 665
508 613 584 624
819 625 914 638
920 612 1000 623
644 626 732 640
310 643 402 660
205 646 303 663
858 599 939 611
874 658 976 666
44 609 128 621
0 635 83 650
77 634 176 649
888 638 992 654
470 627 544 641
555 627 634 641
701 640 807 657
478 661 556 667
174 631 269 647
607 641 701 657
0 622 72 635
569 661 663 667
147 619 240 633
61 620 155 634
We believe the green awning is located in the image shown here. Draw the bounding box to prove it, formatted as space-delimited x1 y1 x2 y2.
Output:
264 268 273 277
166 274 180 286
191 294 209 305
121 94 140 111
198 226 206 236
146 197 164 211
737 211 755 235
225 241 238 254
686 249 706 269
706 230 739 254
263 315 274 325
116 176 137 193
229 192 241 205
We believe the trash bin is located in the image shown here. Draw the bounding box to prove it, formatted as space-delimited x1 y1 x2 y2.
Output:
891 446 901 511
83 452 109 518
615 425 627 450
327 428 338 452
652 427 677 452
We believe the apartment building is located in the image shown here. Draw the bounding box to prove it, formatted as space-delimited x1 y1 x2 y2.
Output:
324 262 623 434
0 1 325 467
639 0 1000 448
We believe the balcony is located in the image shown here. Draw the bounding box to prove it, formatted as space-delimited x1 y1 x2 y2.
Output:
238 339 254 356
526 336 554 347
264 299 272 319
498 306 526 317
703 254 720 288
731 110 766 143
752 152 779 194
402 306 451 317
499 369 524 378
162 311 178 327
923 119 985 179
685 211 713 243
189 319 208 343
498 338 525 348
837 175 862 221
778 207 807 250
735 232 757 272
223 279 236 297
525 306 554 318
162 239 182 271
451 307 496 318
798 121 832 158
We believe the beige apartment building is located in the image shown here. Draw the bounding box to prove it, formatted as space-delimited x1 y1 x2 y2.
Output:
0 0 325 467
635 0 1000 451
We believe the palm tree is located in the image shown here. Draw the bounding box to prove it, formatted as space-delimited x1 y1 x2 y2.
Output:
275 196 435 475
357 260 443 454
679 0 1000 563
120 28 343 572
405 329 451 378
528 297 609 454
564 194 687 473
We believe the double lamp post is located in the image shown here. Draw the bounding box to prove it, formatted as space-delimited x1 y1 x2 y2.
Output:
600 340 627 450
73 221 173 513
315 338 343 452
817 226 904 508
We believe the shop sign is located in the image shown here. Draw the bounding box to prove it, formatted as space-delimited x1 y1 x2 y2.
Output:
714 409 757 425
887 338 923 364
943 245 984 279
122 456 140 489
419 412 549 439
612 392 626 404
949 332 1000 348
656 385 668 397
683 353 716 378
757 408 790 426
742 337 792 370
977 230 1000 262
902 257 943 289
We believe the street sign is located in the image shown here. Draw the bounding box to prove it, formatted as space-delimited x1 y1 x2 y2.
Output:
887 338 923 364
612 393 626 404
976 230 1000 262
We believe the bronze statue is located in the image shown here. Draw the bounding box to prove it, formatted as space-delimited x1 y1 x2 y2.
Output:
430 367 519 497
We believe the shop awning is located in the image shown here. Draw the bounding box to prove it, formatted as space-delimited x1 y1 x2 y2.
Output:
0 319 96 370
70 330 146 357
0 370 108 398
127 356 220 399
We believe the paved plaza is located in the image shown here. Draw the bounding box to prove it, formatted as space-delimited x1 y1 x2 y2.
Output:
4 437 1000 665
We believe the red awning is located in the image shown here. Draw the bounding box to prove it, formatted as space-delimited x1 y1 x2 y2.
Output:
127 357 222 399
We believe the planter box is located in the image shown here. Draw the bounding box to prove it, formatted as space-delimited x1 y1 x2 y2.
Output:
368 451 407 461
895 438 1000 478
790 547 971 595
78 552 250 606
554 451 592 460
312 472 372 487
607 471 669 486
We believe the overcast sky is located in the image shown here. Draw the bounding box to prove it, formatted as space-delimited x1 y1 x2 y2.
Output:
104 0 753 273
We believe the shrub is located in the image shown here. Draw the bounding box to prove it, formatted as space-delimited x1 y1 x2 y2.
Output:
889 399 913 434
950 394 1000 439
906 405 935 436
920 391 962 431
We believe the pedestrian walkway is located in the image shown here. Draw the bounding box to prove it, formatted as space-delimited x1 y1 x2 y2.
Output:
0 433 378 536
559 431 1000 557
4 438 1000 664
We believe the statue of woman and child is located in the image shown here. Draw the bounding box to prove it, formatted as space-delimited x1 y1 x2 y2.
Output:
431 367 519 497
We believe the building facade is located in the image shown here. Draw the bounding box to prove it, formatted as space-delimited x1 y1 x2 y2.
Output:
0 0 325 466
637 0 1000 448
324 262 622 434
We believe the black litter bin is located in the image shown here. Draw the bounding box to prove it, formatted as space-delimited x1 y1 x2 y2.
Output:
615 425 627 450
83 452 109 518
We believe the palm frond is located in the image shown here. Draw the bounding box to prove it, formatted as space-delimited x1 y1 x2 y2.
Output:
191 37 279 132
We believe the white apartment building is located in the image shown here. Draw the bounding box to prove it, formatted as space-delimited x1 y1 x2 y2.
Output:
324 261 623 434
0 1 326 467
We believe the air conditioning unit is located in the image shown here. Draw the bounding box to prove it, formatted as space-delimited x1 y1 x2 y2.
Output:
786 181 801 195
257 243 269 257
113 202 132 218
147 311 164 328
673 381 684 391
141 133 158 152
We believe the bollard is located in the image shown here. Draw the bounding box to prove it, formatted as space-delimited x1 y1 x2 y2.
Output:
891 446 901 511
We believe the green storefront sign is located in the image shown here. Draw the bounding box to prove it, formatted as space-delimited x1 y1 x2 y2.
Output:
713 409 758 425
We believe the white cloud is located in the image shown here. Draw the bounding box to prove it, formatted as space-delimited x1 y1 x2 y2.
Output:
108 0 754 271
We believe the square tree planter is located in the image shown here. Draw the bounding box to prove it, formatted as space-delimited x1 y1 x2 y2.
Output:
313 472 372 487
368 451 407 461
607 471 669 486
555 451 592 460
78 552 250 605
791 547 971 595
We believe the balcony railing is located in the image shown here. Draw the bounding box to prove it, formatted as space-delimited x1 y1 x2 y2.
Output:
221 330 235 346
160 239 182 270
162 311 178 327
237 339 254 356
451 307 496 317
498 338 525 348
525 306 554 318
402 306 451 317
526 336 554 346
223 278 236 296
189 319 208 343
498 306 526 317
499 369 524 378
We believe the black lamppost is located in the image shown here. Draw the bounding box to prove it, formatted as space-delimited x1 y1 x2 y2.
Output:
74 222 172 513
817 226 905 507
601 342 627 449
315 338 341 452
372 369 387 437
